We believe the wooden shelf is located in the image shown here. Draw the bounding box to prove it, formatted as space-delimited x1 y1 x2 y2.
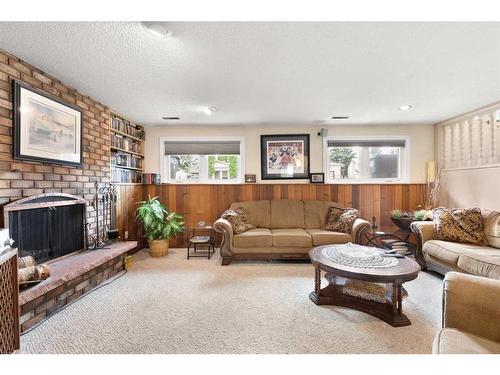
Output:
110 146 144 158
111 164 143 171
110 111 145 184
110 128 145 142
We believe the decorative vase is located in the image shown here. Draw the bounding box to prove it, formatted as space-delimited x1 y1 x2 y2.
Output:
148 239 169 257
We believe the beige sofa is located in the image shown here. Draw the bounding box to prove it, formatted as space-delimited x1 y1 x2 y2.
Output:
213 199 371 265
411 209 500 279
433 272 500 354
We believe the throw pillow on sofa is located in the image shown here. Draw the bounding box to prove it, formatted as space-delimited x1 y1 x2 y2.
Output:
482 209 500 248
323 206 360 234
433 207 488 245
221 207 255 234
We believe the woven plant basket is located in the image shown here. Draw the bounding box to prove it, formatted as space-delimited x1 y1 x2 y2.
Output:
148 239 169 257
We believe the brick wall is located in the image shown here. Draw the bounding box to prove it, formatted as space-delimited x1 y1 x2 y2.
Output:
0 48 110 234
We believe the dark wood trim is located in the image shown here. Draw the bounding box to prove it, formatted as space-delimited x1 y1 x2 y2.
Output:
222 252 310 265
412 229 427 268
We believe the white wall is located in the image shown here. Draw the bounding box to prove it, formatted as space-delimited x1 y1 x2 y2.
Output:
441 167 500 210
144 124 435 183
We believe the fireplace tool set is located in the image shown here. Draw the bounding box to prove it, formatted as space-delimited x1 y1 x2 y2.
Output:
87 182 120 249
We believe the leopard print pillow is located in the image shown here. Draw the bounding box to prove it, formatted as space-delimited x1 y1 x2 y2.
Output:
221 207 255 234
323 206 360 234
433 207 488 245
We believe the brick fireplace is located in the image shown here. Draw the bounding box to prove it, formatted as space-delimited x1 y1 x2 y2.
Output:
1 192 137 333
0 49 139 333
0 48 110 241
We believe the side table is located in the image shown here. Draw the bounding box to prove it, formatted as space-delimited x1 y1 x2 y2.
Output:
363 228 417 256
185 226 216 260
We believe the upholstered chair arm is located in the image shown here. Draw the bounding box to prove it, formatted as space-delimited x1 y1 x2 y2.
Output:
213 218 234 258
410 221 434 244
410 221 434 267
351 218 371 244
442 272 500 343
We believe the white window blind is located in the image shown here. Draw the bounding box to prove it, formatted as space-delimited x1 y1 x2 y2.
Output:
164 140 241 155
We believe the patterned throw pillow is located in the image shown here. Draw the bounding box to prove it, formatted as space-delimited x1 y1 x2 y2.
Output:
221 207 255 234
433 207 488 245
482 209 500 248
323 206 360 234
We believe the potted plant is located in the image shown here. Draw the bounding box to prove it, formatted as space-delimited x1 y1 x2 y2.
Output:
390 209 414 230
136 196 184 257
391 209 433 230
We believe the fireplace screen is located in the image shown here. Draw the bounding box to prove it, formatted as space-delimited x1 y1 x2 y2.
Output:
4 194 86 263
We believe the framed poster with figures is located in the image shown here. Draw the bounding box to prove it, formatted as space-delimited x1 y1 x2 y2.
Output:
260 134 310 180
13 80 83 167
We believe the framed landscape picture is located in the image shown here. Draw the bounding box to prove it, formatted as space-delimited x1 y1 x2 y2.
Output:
260 134 310 180
13 80 83 167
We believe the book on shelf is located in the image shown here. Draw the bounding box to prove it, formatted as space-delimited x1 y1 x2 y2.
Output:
111 167 142 183
111 133 143 154
110 151 143 169
111 114 145 140
142 173 161 185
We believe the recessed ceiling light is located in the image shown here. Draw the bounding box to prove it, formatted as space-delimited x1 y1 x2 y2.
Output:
203 106 217 115
398 105 413 111
162 117 180 120
331 116 349 120
141 22 173 38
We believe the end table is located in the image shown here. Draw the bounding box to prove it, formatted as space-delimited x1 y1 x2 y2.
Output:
185 226 216 260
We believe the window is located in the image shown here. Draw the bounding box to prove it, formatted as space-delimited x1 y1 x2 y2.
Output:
161 138 244 183
325 137 408 182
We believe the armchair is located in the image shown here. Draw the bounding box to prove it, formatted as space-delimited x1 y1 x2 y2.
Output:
433 272 500 354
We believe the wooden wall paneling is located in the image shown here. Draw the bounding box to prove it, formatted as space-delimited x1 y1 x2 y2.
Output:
116 183 427 248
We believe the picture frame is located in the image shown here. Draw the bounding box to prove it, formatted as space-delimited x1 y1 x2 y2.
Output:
12 80 83 167
244 174 256 183
309 172 325 184
260 134 310 180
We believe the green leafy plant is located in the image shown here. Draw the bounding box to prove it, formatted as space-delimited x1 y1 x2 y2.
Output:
413 210 426 221
136 196 184 241
391 209 402 219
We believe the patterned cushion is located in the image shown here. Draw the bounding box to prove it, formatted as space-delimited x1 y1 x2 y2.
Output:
323 207 360 234
221 207 255 234
433 207 488 246
482 209 500 249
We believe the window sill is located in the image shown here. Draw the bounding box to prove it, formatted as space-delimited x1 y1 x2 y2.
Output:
163 180 244 185
326 180 408 184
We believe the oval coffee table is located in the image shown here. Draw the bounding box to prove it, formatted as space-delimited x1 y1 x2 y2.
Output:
309 244 421 327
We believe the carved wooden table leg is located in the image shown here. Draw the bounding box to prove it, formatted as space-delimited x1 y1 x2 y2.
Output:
314 264 321 294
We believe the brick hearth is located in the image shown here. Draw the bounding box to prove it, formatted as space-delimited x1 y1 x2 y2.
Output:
19 241 137 332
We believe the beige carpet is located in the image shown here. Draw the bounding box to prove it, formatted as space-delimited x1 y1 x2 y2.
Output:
21 248 443 354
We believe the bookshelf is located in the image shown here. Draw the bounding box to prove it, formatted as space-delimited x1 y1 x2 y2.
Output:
110 112 145 184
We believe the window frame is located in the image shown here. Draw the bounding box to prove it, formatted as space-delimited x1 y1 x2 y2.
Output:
323 135 410 184
159 136 245 184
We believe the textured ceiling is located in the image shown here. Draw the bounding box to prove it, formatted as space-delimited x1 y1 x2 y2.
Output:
0 22 499 126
